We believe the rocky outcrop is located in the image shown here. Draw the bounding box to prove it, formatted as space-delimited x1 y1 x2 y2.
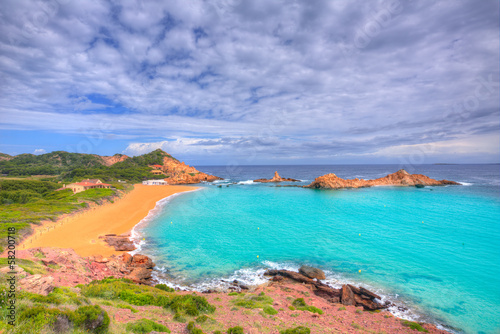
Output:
19 275 54 295
254 171 300 183
100 234 136 251
160 154 222 184
305 169 461 189
264 269 385 310
123 254 156 285
299 265 326 280
96 154 129 166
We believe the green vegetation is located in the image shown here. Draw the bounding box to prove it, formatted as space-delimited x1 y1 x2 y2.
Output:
0 257 46 275
291 298 323 314
231 291 273 309
338 306 346 311
227 326 244 334
117 303 139 313
126 318 170 333
155 284 175 292
401 320 429 332
263 305 278 315
280 326 311 334
0 178 120 252
0 149 174 182
14 304 109 334
187 321 205 334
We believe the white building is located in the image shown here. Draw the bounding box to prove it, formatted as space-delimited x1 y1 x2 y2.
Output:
142 180 168 185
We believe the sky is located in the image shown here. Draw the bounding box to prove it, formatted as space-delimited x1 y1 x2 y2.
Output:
0 0 499 165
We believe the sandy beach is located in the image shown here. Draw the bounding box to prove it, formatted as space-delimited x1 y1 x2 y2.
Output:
18 184 199 257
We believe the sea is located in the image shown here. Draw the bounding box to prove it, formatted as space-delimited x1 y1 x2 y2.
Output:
131 164 500 334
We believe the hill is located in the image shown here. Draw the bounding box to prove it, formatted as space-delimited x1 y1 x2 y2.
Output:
0 149 220 184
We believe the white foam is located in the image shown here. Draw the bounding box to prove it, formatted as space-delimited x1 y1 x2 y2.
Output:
237 180 256 185
458 182 473 186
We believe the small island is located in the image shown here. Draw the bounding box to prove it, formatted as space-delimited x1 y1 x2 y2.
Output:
253 171 300 183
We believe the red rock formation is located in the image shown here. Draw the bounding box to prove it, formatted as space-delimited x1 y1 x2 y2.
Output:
160 155 222 184
305 169 460 189
96 154 129 166
254 171 300 183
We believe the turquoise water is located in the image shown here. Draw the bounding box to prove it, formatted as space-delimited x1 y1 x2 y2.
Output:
135 165 500 334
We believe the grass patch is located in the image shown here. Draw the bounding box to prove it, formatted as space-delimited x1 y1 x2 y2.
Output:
0 257 46 275
227 326 244 334
117 303 139 313
280 326 311 334
126 318 170 333
401 320 429 332
232 292 273 309
291 298 323 315
263 305 278 315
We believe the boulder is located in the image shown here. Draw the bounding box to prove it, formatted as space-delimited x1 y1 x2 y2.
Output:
125 268 153 284
19 275 54 296
129 254 155 269
102 235 136 251
299 265 326 280
341 284 355 306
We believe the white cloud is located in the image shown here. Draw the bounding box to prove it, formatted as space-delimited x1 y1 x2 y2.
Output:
33 148 46 155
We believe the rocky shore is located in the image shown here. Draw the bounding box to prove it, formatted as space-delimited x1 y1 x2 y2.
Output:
7 247 451 333
305 169 460 189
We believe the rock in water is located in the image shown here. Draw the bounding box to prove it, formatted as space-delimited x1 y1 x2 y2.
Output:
254 171 300 183
305 169 461 189
299 265 326 280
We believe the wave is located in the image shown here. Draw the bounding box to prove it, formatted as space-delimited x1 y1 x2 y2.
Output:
237 180 256 185
458 182 473 186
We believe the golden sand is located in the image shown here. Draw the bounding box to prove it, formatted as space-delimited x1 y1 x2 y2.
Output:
18 184 199 257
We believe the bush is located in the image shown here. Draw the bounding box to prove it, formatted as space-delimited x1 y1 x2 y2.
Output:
73 305 110 334
126 318 170 333
263 305 278 315
155 284 175 292
280 327 311 334
401 320 429 332
227 326 244 334
15 305 110 334
291 298 323 314
168 294 216 316
232 292 273 309
187 321 205 334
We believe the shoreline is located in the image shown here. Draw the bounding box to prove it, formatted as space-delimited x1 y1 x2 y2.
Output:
18 184 199 257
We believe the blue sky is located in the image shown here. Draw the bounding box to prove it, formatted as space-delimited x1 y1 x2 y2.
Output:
0 0 499 165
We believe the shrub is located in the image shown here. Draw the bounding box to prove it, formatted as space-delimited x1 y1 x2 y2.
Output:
126 318 170 333
263 305 278 315
187 321 205 334
401 320 429 332
232 292 273 309
291 298 323 314
280 326 311 334
168 294 216 316
227 326 244 334
155 284 175 292
73 305 110 334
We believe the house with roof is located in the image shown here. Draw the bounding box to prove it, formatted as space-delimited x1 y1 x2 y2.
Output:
62 179 111 194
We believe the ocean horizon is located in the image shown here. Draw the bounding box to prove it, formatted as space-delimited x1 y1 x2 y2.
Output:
132 164 500 334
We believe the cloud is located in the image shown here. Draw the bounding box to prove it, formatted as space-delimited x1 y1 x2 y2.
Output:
33 148 46 155
0 0 498 162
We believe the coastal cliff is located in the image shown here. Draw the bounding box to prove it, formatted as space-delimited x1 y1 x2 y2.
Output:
160 154 222 184
254 171 300 183
305 169 461 189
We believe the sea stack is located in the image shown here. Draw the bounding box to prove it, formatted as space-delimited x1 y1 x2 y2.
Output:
254 171 300 183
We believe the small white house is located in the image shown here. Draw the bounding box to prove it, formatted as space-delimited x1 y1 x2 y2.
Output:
142 180 168 185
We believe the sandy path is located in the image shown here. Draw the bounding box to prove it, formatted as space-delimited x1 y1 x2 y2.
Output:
18 184 199 257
